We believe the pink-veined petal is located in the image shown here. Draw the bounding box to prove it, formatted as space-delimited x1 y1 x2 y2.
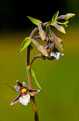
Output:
28 89 40 96
10 94 21 105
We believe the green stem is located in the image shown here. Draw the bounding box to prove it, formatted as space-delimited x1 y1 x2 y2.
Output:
26 30 39 121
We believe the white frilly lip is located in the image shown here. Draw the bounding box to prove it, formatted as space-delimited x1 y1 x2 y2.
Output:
50 52 64 60
19 94 30 106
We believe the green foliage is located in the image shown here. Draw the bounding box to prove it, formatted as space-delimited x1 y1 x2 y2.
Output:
48 11 59 26
27 16 42 25
52 11 59 21
18 37 31 54
27 66 42 89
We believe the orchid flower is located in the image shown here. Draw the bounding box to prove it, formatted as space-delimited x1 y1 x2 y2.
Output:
10 80 40 106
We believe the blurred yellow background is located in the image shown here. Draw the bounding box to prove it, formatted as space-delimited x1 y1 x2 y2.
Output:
0 22 79 121
0 0 79 120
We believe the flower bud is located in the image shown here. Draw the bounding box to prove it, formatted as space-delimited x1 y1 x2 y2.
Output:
65 13 75 20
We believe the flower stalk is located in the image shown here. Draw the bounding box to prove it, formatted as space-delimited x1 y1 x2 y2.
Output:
26 43 39 121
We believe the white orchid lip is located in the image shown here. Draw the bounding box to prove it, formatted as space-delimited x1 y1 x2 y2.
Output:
19 94 30 106
50 52 60 60
50 52 64 60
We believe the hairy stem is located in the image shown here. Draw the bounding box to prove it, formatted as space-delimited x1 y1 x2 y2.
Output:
26 29 39 121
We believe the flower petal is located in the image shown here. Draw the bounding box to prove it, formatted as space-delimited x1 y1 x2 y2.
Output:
57 13 75 20
22 82 26 86
19 94 30 106
54 23 66 34
30 37 49 57
39 31 46 41
14 85 21 93
50 52 61 60
28 89 40 96
16 80 22 87
65 13 75 20
49 26 63 51
10 94 21 105
38 23 46 41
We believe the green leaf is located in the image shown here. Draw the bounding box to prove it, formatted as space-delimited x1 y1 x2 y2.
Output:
27 66 42 89
52 11 59 21
18 37 31 54
49 11 59 26
31 67 42 89
27 16 42 25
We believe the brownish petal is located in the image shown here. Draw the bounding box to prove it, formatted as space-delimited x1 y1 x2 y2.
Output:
39 31 46 41
38 23 49 41
49 26 63 51
30 37 49 57
38 23 46 41
10 94 21 105
54 23 66 34
38 45 49 57
16 80 23 87
28 89 40 96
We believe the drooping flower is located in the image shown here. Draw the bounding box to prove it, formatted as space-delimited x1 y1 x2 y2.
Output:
45 41 64 60
10 80 40 106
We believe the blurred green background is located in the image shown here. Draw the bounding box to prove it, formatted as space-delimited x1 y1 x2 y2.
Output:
0 0 79 121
